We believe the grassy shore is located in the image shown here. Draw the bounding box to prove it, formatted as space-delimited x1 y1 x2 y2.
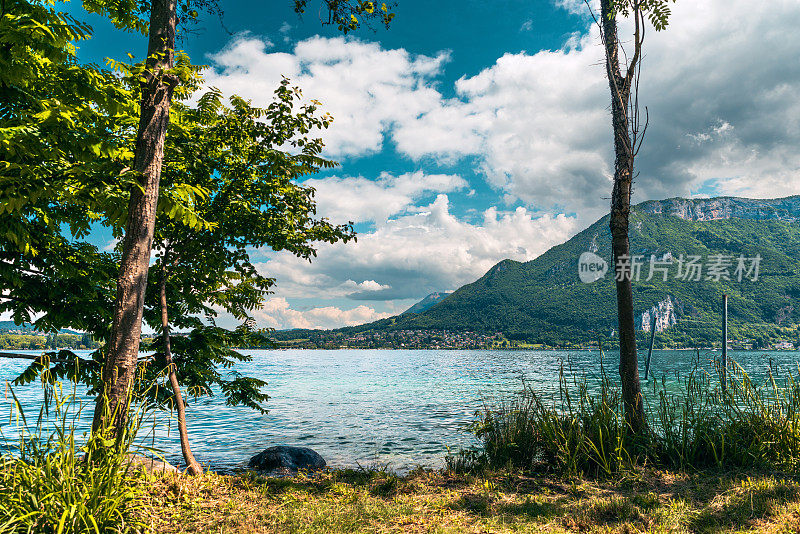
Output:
6 360 800 532
137 467 800 533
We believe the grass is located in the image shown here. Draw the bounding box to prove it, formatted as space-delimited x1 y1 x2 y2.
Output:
7 356 800 532
135 466 800 533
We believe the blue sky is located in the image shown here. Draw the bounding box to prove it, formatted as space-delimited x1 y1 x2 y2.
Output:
64 0 800 330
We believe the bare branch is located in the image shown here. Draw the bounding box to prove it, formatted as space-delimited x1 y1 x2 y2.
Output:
624 1 643 87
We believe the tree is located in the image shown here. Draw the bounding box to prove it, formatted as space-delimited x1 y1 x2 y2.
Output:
140 81 354 474
4 1 366 472
293 1 396 33
593 0 674 435
94 0 398 442
91 0 181 437
1 1 231 439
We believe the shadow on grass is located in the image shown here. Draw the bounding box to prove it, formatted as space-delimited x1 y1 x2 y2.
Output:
241 466 800 532
689 477 800 532
497 497 565 519
247 467 427 498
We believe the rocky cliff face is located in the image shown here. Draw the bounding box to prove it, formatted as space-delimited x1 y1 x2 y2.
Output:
638 196 800 222
636 295 679 332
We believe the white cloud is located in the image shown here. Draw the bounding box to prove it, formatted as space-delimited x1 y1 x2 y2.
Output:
345 280 390 292
306 171 467 223
253 297 393 330
555 0 599 16
205 35 449 158
205 2 800 219
254 193 578 308
102 238 120 252
403 0 800 214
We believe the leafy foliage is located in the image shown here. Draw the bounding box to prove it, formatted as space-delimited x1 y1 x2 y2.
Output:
294 0 396 33
143 325 273 413
146 79 353 331
1 1 210 337
610 0 677 31
0 0 137 336
127 79 355 413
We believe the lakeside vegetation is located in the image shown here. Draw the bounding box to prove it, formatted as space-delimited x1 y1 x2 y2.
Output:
0 333 101 351
1 325 797 352
9 414 800 534
272 326 800 351
451 358 800 477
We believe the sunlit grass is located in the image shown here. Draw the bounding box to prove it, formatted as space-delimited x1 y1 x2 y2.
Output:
0 384 150 533
137 467 800 533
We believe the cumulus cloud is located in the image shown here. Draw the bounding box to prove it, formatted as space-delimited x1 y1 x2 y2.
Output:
205 35 449 158
206 0 800 220
202 1 800 330
254 194 578 307
405 0 800 215
253 297 393 330
306 171 467 223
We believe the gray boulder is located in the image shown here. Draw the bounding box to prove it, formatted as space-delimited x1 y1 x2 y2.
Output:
249 446 326 472
125 454 179 475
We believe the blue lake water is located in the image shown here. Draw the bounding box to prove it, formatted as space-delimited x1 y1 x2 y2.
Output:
1 348 798 473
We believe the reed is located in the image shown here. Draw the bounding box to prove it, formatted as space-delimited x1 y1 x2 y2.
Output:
450 356 800 477
0 382 148 533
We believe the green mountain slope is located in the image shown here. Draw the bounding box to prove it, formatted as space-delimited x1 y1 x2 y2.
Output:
396 196 800 346
274 196 800 348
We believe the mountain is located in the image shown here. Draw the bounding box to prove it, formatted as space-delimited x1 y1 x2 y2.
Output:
402 292 452 315
0 321 82 335
276 196 800 348
393 196 800 347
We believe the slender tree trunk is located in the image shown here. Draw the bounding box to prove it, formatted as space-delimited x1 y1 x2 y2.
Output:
159 263 202 475
600 0 648 436
93 0 178 435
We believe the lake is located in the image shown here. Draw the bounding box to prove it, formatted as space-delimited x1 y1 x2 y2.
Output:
1 348 797 473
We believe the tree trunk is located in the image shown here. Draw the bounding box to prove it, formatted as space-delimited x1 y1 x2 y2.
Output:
600 0 648 436
159 262 202 475
93 0 178 435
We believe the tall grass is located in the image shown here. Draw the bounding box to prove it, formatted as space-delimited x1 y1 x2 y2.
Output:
0 381 148 533
450 355 800 477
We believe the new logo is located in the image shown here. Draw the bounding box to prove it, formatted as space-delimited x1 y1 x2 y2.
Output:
578 252 608 283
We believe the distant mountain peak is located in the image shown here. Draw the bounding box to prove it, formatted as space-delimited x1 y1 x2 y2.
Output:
403 292 452 315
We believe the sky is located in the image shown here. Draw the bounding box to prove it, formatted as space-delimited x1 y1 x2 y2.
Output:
63 0 800 331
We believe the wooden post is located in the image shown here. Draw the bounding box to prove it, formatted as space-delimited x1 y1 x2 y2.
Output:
722 294 728 393
645 313 656 380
